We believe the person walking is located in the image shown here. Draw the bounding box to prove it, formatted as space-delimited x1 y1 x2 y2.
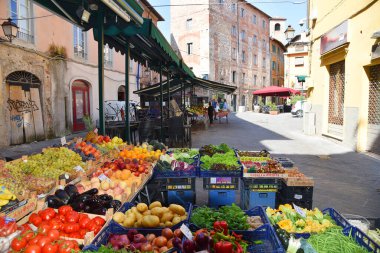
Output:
207 102 214 125
214 101 219 120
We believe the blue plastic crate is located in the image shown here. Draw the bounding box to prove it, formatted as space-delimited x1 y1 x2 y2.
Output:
199 160 243 177
108 202 193 232
153 155 200 178
242 224 285 253
342 226 380 253
208 190 236 208
167 190 195 206
248 191 277 209
322 207 351 229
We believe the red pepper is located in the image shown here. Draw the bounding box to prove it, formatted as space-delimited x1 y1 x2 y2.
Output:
214 241 233 253
214 221 228 235
232 231 243 242
235 241 243 253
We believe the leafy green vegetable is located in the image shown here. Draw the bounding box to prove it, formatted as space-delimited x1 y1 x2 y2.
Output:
190 204 250 230
81 245 135 253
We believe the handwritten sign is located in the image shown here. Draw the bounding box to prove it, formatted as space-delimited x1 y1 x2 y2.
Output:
293 203 306 218
74 165 85 172
180 224 193 240
2 198 37 221
61 136 66 146
98 174 111 182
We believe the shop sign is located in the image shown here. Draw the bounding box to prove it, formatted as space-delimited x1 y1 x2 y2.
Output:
372 43 380 59
320 20 348 55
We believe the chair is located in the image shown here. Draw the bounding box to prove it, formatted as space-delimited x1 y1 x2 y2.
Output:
138 120 155 143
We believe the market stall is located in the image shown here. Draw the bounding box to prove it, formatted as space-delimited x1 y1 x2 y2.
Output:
1 137 380 253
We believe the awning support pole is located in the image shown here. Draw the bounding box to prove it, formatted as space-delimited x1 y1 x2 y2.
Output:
124 42 130 143
167 70 170 119
182 81 185 113
160 65 163 142
97 10 105 135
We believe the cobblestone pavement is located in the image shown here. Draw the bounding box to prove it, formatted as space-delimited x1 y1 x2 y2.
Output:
192 112 380 219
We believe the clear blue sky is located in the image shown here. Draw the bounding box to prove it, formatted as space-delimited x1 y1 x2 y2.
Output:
148 0 307 41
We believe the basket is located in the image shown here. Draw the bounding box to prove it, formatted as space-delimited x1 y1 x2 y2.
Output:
342 226 380 253
342 214 370 234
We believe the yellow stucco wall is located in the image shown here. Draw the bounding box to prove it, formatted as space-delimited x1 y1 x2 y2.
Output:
308 0 380 151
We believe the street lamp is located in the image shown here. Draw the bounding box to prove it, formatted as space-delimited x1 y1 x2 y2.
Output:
284 25 295 41
1 18 19 42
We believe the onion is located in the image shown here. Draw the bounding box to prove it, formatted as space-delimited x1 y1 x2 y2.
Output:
109 234 122 249
130 242 142 251
134 234 147 243
194 232 209 251
127 229 138 241
159 246 169 253
172 237 182 250
167 238 173 249
183 239 195 253
141 243 153 252
146 233 156 242
173 229 183 239
161 228 173 240
155 236 168 247
118 234 130 247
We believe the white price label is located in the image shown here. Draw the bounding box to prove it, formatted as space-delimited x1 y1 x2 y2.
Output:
180 224 193 240
64 173 70 180
294 194 303 200
94 128 98 134
61 136 67 146
74 165 84 172
293 203 306 218
58 185 64 190
98 174 111 182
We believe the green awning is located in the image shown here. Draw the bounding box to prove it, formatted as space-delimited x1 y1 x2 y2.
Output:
297 75 307 82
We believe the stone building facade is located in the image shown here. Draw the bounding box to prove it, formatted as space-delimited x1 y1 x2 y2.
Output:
171 0 271 111
269 38 285 87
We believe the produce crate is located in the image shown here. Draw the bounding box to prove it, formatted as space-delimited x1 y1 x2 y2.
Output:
199 165 243 178
276 181 313 209
208 190 236 208
167 190 196 206
274 157 294 168
276 196 312 210
83 226 176 251
342 226 380 253
241 178 280 209
159 178 196 191
153 155 200 178
203 177 239 190
108 202 193 232
242 224 285 253
322 208 351 229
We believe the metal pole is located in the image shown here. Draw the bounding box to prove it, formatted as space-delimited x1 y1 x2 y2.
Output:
160 65 163 142
124 43 130 143
97 10 105 135
167 71 170 119
182 82 186 112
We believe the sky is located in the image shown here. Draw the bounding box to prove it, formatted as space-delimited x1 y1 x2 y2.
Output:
148 0 307 41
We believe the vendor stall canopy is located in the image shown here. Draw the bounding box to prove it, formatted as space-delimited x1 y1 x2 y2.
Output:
33 0 193 76
253 86 300 96
134 77 237 97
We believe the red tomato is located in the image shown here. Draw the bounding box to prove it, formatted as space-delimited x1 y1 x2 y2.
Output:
94 225 102 235
92 217 106 227
39 210 54 221
86 220 98 231
29 213 43 227
79 229 88 237
58 241 75 253
63 223 79 234
23 230 36 241
58 206 73 216
56 214 66 223
48 219 63 230
78 213 89 221
79 217 90 229
25 245 42 253
69 232 81 239
47 229 60 241
65 211 79 223
38 224 51 235
37 236 52 248
44 208 56 218
42 243 58 253
29 235 43 245
11 237 27 251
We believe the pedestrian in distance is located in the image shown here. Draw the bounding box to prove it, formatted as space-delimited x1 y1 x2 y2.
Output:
214 101 219 120
208 102 214 125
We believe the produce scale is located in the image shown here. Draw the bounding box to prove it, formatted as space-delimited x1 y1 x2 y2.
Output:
0 133 379 253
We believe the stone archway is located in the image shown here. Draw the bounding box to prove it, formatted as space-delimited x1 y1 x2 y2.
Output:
6 71 44 144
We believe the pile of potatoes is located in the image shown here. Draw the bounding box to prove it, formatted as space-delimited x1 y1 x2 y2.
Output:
113 201 188 228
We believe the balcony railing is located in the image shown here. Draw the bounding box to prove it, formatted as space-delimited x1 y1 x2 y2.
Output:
74 45 87 59
17 31 34 43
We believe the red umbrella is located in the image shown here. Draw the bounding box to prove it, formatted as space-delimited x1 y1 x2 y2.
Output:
253 86 301 96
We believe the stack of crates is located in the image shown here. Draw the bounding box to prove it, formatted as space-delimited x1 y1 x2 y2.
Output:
159 178 196 206
276 180 313 209
241 178 281 209
203 177 239 208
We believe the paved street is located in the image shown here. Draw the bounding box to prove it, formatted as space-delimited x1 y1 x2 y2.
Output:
192 112 380 218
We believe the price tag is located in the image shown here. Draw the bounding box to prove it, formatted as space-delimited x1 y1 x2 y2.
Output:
98 174 111 182
115 146 120 152
180 224 193 240
293 203 306 218
61 136 67 146
64 173 70 179
76 138 83 144
94 128 98 134
294 194 303 200
74 165 85 172
58 185 64 190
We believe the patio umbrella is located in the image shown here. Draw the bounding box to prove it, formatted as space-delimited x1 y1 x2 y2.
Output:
253 86 301 96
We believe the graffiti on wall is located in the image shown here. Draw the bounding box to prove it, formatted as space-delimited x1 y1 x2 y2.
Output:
7 98 39 113
10 115 31 128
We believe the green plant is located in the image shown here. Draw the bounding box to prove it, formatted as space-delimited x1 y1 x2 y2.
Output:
290 95 305 105
48 43 67 59
83 115 95 131
267 102 278 111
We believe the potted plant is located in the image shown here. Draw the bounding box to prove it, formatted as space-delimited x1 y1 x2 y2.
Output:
268 102 279 115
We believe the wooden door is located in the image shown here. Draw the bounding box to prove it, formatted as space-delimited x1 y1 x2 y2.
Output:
72 83 90 132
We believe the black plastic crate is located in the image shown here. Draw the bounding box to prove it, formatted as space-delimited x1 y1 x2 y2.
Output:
278 181 313 201
203 177 239 190
274 157 294 168
158 177 196 191
242 178 281 191
276 195 312 210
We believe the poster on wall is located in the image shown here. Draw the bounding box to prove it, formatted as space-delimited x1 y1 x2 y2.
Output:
320 20 348 55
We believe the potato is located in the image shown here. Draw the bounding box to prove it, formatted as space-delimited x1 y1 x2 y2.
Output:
125 209 132 215
165 221 173 227
172 216 181 225
143 210 152 216
142 215 160 228
151 207 165 217
137 203 148 213
162 207 169 212
161 212 174 223
169 204 185 215
180 215 187 221
134 212 143 221
126 212 136 223
131 206 138 213
135 219 143 228
113 212 125 223
173 214 180 218
159 222 165 227
123 216 135 227
149 201 162 210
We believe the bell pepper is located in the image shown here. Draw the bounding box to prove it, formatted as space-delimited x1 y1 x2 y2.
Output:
214 221 228 235
214 241 233 253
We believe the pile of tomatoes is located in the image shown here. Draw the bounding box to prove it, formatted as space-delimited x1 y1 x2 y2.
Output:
10 205 106 252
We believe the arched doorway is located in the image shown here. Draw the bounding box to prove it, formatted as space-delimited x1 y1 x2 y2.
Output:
241 95 246 106
6 71 44 144
118 85 125 101
72 80 90 132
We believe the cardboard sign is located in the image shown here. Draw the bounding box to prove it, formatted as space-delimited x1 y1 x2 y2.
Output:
180 224 193 240
61 136 67 146
98 174 111 182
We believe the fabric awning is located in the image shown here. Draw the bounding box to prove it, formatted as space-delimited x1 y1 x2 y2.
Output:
253 86 300 96
192 78 237 94
297 75 307 82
